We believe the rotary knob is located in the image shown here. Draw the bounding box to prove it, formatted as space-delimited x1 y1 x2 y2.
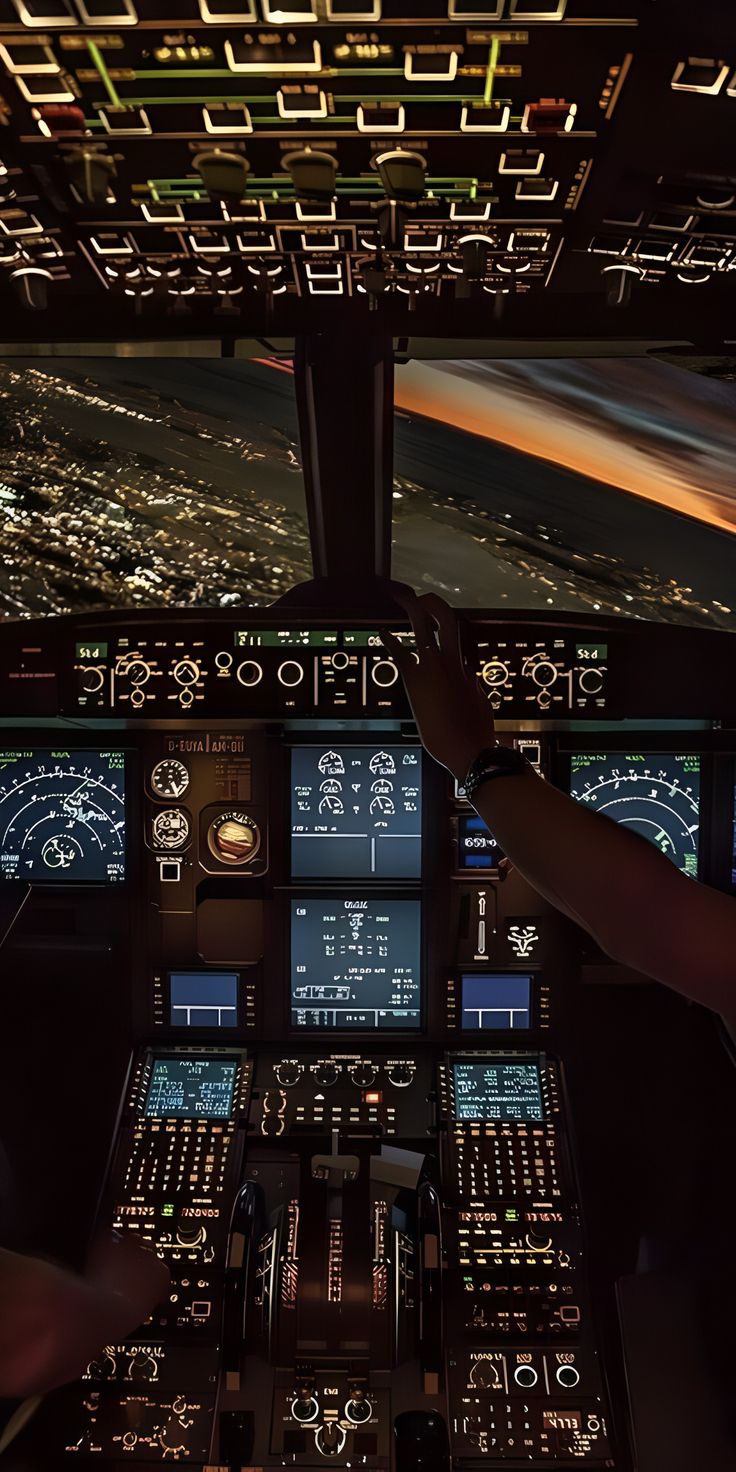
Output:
556 1363 580 1388
470 1359 500 1389
525 1226 552 1252
480 659 509 687
313 1063 340 1088
80 667 105 694
514 1364 538 1388
173 659 199 686
331 651 350 670
236 659 263 687
371 659 399 687
275 1061 302 1088
345 1391 371 1425
87 1350 116 1380
530 660 557 687
315 1423 345 1457
263 1089 286 1115
127 1351 158 1382
386 1063 413 1088
176 1222 206 1248
349 1063 376 1089
579 667 603 694
126 659 151 685
291 1391 319 1424
277 660 304 687
261 1114 285 1137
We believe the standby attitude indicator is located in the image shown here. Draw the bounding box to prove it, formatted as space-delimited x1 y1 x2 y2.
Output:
0 750 126 883
569 752 700 876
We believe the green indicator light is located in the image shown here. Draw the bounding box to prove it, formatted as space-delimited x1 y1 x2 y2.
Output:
162 1203 174 1218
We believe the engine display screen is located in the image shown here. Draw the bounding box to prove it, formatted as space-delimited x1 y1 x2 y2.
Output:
0 750 127 884
291 745 421 879
169 972 239 1029
291 898 421 1029
457 812 505 871
452 1060 544 1122
144 1057 237 1119
461 973 532 1030
569 752 700 877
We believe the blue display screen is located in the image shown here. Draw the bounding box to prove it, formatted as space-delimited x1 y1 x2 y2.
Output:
0 750 127 884
457 812 504 871
452 1060 543 1123
169 972 239 1029
291 897 421 1029
144 1057 237 1119
461 973 531 1030
291 744 421 879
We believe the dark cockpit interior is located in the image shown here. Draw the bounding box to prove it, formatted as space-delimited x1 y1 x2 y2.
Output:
0 3 735 1470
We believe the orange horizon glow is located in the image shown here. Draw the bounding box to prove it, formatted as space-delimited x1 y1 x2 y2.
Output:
393 363 736 537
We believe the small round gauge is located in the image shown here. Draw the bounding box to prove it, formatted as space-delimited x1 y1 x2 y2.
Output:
150 758 190 800
152 808 190 851
207 811 260 866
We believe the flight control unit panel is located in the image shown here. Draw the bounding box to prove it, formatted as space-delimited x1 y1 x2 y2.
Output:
0 609 735 1470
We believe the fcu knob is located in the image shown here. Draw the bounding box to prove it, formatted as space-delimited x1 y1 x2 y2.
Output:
236 660 263 687
291 1391 319 1423
349 1063 377 1089
315 1422 345 1457
127 1351 157 1382
345 1392 371 1425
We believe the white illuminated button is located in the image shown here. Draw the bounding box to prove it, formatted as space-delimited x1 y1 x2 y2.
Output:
236 659 263 687
215 650 232 671
371 659 399 687
556 1363 580 1388
278 660 304 687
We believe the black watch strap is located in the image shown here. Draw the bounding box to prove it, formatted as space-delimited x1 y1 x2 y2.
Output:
463 745 529 801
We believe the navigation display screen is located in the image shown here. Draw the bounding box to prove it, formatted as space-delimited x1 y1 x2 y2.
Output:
0 750 127 884
144 1057 237 1118
569 752 700 876
461 974 532 1030
169 972 238 1029
291 898 421 1029
291 745 421 879
452 1060 543 1122
457 812 504 871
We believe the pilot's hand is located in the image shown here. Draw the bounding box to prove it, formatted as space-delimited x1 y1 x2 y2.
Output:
382 588 495 781
87 1232 171 1326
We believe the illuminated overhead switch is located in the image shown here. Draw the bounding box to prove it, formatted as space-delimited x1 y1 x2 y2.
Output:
203 103 252 135
671 57 729 94
404 48 458 82
499 149 544 176
509 0 567 17
12 1 76 23
34 103 86 135
76 1 138 22
277 87 328 121
225 37 321 73
283 148 336 202
357 101 405 134
461 103 509 133
198 0 257 17
448 0 502 17
100 107 152 137
521 100 576 134
327 0 380 16
262 0 316 19
193 149 250 202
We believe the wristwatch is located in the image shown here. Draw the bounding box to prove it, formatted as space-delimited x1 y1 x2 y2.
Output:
462 745 529 801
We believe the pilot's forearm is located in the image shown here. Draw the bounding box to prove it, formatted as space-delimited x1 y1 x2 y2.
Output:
465 766 683 962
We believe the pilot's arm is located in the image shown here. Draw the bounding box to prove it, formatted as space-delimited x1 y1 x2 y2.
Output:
384 589 736 1025
0 1238 170 1398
